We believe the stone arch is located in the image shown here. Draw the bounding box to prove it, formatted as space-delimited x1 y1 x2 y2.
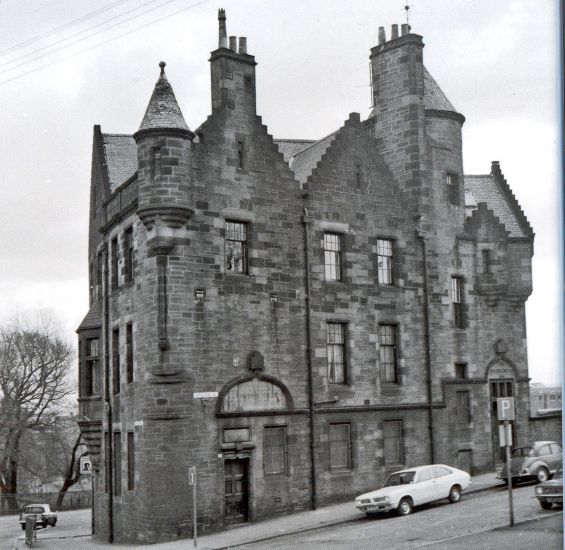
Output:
216 373 294 415
484 355 519 380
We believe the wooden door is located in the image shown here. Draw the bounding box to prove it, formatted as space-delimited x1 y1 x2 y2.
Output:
224 459 249 525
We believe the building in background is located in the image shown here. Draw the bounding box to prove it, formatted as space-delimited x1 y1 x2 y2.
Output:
530 383 562 416
77 11 538 544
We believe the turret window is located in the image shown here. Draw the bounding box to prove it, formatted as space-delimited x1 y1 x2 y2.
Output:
451 276 465 328
225 220 248 273
124 227 134 283
84 337 101 397
446 173 460 205
151 147 162 179
323 233 342 282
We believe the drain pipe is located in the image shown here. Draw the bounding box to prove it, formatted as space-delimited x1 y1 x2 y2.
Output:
103 244 114 542
302 207 318 510
416 220 435 464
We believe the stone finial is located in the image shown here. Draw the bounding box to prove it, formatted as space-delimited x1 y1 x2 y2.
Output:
238 37 247 54
378 26 386 45
391 24 399 40
401 23 411 36
229 36 237 51
159 60 166 76
218 8 228 48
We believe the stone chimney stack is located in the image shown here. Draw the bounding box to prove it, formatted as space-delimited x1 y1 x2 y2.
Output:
391 24 399 40
209 10 257 116
218 8 227 48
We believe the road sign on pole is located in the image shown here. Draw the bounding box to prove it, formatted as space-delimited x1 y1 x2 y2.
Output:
503 419 515 526
80 456 92 475
497 397 515 421
499 422 513 447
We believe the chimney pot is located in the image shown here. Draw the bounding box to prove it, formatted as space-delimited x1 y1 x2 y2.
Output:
391 24 399 40
238 37 247 54
218 8 227 48
378 26 386 45
229 36 237 51
401 23 410 36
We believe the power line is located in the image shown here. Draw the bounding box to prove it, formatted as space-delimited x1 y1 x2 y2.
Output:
0 0 131 57
0 0 209 86
0 0 181 73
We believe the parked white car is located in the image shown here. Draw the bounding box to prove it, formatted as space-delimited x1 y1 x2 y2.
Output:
355 464 471 516
19 503 57 530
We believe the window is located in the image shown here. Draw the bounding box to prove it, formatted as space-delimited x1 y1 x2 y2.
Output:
329 423 351 471
89 261 95 305
151 147 162 179
112 328 120 395
383 420 404 466
327 323 346 383
96 251 103 295
455 363 467 379
111 237 118 290
432 465 452 478
264 426 287 475
446 173 460 205
323 233 342 281
451 277 464 328
355 164 362 188
237 140 245 169
417 468 433 482
481 249 491 274
124 227 134 283
127 432 135 491
379 324 398 383
456 391 471 424
113 432 122 496
85 338 101 396
126 323 133 384
225 221 248 273
376 239 394 285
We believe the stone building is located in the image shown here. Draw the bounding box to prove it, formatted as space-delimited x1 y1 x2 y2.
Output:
77 11 535 544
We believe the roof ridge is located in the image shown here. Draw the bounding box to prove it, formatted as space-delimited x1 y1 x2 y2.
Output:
291 130 339 159
275 138 316 143
102 133 134 138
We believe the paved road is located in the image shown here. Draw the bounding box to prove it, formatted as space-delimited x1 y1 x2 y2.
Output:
235 485 563 550
0 508 91 549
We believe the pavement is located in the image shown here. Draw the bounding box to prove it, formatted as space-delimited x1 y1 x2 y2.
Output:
9 472 508 549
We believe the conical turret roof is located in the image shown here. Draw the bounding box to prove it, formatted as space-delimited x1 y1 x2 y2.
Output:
137 61 191 135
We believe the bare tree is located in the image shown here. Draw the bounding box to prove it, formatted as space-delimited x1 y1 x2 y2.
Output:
0 321 74 510
56 431 88 508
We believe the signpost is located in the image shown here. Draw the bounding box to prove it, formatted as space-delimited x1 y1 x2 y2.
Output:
189 466 197 547
497 397 515 526
79 456 94 535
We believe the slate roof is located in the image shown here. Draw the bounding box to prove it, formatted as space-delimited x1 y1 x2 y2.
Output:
274 139 316 163
423 67 456 112
102 134 137 192
138 64 190 134
286 131 338 184
464 175 527 238
76 304 102 332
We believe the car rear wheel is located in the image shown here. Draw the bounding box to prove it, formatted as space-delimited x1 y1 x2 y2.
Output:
448 485 461 503
397 497 413 516
536 467 549 483
540 500 553 510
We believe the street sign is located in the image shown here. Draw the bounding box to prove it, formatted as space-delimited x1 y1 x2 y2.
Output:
497 397 515 421
499 422 513 447
188 466 197 486
80 456 92 475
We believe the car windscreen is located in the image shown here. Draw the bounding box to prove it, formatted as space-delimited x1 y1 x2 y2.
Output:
25 507 45 514
383 471 415 487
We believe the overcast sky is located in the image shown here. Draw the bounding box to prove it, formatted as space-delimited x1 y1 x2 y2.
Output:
0 0 561 384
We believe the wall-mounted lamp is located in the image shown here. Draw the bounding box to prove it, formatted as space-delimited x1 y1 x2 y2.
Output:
270 292 278 304
195 288 206 301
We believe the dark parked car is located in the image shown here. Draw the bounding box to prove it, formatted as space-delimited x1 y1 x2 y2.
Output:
497 441 562 485
19 504 57 530
536 466 563 509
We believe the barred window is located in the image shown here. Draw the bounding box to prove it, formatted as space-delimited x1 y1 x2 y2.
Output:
383 420 404 465
225 221 248 273
456 391 471 424
264 426 287 475
329 423 351 471
446 173 460 205
327 323 346 383
324 233 342 282
451 277 464 328
377 239 394 285
379 324 398 383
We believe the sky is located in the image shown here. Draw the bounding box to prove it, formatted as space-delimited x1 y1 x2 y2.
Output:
0 0 561 384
